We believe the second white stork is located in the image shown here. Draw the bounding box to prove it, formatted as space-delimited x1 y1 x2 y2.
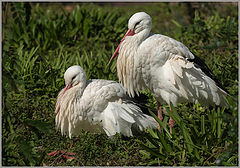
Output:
109 12 230 132
55 65 157 138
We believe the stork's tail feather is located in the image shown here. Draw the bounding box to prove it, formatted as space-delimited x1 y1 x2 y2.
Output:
101 101 157 137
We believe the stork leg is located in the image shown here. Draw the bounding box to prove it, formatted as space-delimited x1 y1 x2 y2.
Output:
168 107 175 134
157 101 163 131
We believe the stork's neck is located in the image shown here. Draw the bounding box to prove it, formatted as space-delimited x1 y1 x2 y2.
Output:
74 80 87 98
134 28 151 46
55 78 86 138
116 29 150 97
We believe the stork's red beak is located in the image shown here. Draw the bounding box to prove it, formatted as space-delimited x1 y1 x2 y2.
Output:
62 84 72 95
55 84 72 114
55 105 60 115
108 29 135 65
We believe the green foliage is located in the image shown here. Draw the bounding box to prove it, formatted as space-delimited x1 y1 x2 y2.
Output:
141 99 238 166
2 2 238 166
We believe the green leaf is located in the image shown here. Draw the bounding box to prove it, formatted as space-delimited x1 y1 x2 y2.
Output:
24 119 52 134
139 150 151 159
171 19 182 28
201 115 205 134
148 110 172 139
157 130 172 153
18 140 36 166
83 17 89 40
140 144 165 160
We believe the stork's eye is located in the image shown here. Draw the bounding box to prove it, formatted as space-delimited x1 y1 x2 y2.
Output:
71 75 77 81
134 21 141 28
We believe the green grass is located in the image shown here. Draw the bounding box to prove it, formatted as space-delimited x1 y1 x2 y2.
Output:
2 2 238 166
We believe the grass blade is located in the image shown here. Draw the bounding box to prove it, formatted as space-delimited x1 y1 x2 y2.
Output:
149 110 172 139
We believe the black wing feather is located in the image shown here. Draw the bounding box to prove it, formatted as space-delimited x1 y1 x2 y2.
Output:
187 55 228 93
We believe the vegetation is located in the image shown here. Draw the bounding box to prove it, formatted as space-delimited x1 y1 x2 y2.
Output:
2 2 238 166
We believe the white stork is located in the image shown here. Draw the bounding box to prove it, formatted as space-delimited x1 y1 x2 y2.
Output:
109 12 230 133
55 65 157 138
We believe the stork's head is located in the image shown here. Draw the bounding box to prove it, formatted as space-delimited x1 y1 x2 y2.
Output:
108 12 152 64
55 65 87 114
63 65 87 94
128 12 152 34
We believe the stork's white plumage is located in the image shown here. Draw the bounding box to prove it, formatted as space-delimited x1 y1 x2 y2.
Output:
109 12 229 132
55 65 157 138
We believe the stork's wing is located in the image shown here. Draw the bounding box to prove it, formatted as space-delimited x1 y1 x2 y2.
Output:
161 34 228 94
152 34 226 91
83 79 126 112
140 34 229 107
75 80 126 122
75 79 157 137
187 54 228 93
166 54 228 107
